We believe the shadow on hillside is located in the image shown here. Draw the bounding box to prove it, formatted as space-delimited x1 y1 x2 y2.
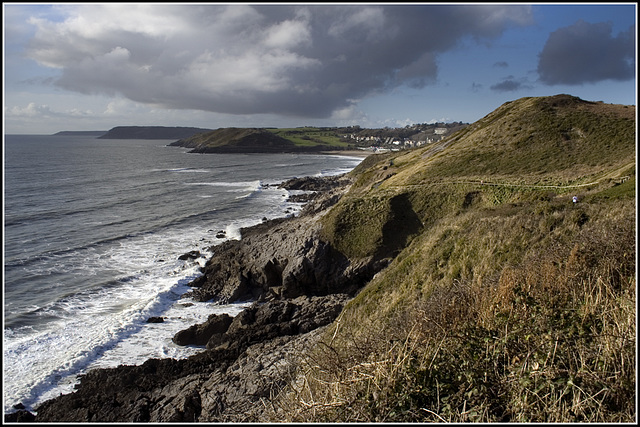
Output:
378 193 423 259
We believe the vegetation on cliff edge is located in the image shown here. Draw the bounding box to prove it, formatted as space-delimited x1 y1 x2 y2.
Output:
266 94 636 422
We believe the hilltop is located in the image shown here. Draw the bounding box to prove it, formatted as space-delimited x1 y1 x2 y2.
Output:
23 95 636 423
286 94 636 422
169 127 310 153
169 127 360 153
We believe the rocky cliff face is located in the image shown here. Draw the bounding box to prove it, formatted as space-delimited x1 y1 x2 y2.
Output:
33 295 350 422
22 173 387 423
183 174 384 305
185 213 379 304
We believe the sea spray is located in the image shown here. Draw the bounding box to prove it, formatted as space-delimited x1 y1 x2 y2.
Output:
3 135 363 413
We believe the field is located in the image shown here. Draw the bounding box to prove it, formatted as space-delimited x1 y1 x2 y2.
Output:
266 127 351 148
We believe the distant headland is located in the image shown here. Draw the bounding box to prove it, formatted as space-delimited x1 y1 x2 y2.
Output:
51 123 469 154
53 130 108 137
168 123 469 154
98 126 214 139
52 126 214 139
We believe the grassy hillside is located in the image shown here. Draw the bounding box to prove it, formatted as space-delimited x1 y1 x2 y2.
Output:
321 94 635 260
170 127 298 152
267 95 636 422
172 126 356 152
267 127 351 148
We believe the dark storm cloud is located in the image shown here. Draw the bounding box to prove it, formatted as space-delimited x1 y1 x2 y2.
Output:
537 20 635 85
490 76 533 92
26 4 533 118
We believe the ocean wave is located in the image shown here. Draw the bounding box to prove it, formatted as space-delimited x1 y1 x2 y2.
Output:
4 142 365 414
3 270 204 411
3 276 252 413
165 168 211 173
183 180 261 189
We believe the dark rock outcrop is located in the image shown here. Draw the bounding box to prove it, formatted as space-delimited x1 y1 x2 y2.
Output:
33 295 349 422
183 211 382 304
204 294 350 351
172 313 233 346
279 174 352 192
178 250 201 261
279 174 354 205
27 173 386 423
4 410 36 423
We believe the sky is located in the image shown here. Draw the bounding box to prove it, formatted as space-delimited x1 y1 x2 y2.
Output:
2 2 637 134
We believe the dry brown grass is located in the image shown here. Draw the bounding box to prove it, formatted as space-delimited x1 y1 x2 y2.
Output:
263 196 636 423
259 95 636 423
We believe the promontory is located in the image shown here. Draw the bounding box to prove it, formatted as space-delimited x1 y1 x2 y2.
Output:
168 127 344 153
99 126 214 139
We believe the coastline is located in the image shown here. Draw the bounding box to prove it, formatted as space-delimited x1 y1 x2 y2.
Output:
4 146 365 420
8 171 378 423
319 149 373 158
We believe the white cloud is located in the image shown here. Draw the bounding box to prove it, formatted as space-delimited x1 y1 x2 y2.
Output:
330 104 368 123
5 101 98 119
6 102 53 117
264 18 312 49
328 6 388 41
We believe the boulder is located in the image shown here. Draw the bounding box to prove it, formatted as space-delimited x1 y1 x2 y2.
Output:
178 250 201 261
202 294 351 351
4 409 36 422
172 313 233 346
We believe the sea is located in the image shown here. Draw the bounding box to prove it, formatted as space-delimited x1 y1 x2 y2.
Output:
2 134 363 414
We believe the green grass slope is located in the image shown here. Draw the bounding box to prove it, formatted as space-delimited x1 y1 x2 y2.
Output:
267 127 352 148
321 94 635 260
170 127 298 153
268 95 636 423
171 126 356 153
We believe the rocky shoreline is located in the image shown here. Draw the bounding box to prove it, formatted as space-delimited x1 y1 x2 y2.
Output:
6 173 385 423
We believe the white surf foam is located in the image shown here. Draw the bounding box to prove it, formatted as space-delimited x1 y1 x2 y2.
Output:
3 155 364 414
3 223 237 413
